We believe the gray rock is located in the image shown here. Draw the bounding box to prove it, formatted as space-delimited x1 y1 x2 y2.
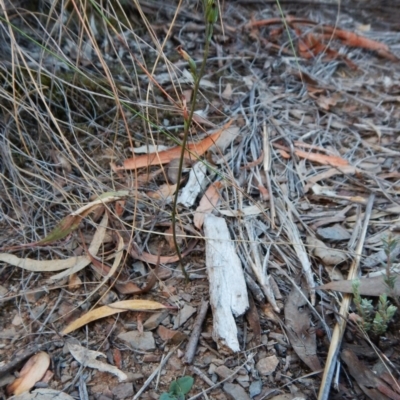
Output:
173 304 197 329
215 365 234 381
0 285 7 297
112 382 134 399
223 383 251 400
143 311 169 331
249 380 262 398
236 374 250 388
24 289 46 303
317 224 351 241
118 331 155 351
256 355 279 376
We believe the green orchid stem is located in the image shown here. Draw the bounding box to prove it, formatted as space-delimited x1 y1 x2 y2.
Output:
171 21 214 282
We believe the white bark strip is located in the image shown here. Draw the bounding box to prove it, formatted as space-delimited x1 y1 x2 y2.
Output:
203 215 249 352
178 162 207 207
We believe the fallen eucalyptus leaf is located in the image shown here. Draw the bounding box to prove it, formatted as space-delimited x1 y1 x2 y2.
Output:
317 274 400 297
62 300 168 335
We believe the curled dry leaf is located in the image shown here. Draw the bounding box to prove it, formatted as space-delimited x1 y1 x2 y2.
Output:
193 181 222 229
67 342 127 382
7 352 50 396
61 300 168 335
307 236 347 266
167 158 193 184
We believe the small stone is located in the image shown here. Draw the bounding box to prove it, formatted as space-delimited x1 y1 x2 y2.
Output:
0 285 7 297
181 293 192 302
118 331 155 351
256 355 279 376
125 372 144 382
60 374 72 383
173 304 196 329
94 395 113 400
317 224 351 241
143 354 161 363
143 311 169 331
223 383 251 400
12 314 23 326
112 382 134 399
208 363 217 374
236 374 250 388
167 356 182 371
25 289 46 303
249 380 262 398
30 304 47 320
215 365 234 381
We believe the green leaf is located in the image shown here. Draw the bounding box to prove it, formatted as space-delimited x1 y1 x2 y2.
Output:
176 376 194 395
169 381 179 395
160 393 176 400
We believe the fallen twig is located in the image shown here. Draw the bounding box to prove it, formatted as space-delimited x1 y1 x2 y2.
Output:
184 299 209 364
318 194 375 400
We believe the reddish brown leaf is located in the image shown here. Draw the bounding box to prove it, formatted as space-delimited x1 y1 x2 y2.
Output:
115 120 233 171
157 326 188 344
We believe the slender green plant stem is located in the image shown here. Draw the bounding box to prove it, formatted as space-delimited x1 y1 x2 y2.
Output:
171 21 213 281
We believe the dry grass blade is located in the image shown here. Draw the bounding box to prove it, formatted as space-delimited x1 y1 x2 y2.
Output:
318 194 375 400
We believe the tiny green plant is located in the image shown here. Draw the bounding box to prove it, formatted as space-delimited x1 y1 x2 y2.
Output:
160 376 194 400
352 280 397 336
382 235 399 297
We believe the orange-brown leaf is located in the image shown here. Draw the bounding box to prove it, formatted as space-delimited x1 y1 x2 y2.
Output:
117 121 232 171
274 143 348 167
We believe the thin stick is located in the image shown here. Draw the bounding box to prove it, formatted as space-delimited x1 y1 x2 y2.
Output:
263 122 276 228
184 299 209 364
317 194 375 400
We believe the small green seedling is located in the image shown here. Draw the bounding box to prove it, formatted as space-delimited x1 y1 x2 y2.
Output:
160 376 194 400
352 280 397 336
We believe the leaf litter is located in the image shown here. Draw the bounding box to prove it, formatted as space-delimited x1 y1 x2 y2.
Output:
1 1 400 400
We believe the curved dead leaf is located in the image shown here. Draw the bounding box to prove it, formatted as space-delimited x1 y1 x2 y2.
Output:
61 300 168 335
49 213 108 280
7 352 50 395
67 342 127 382
1 210 107 275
